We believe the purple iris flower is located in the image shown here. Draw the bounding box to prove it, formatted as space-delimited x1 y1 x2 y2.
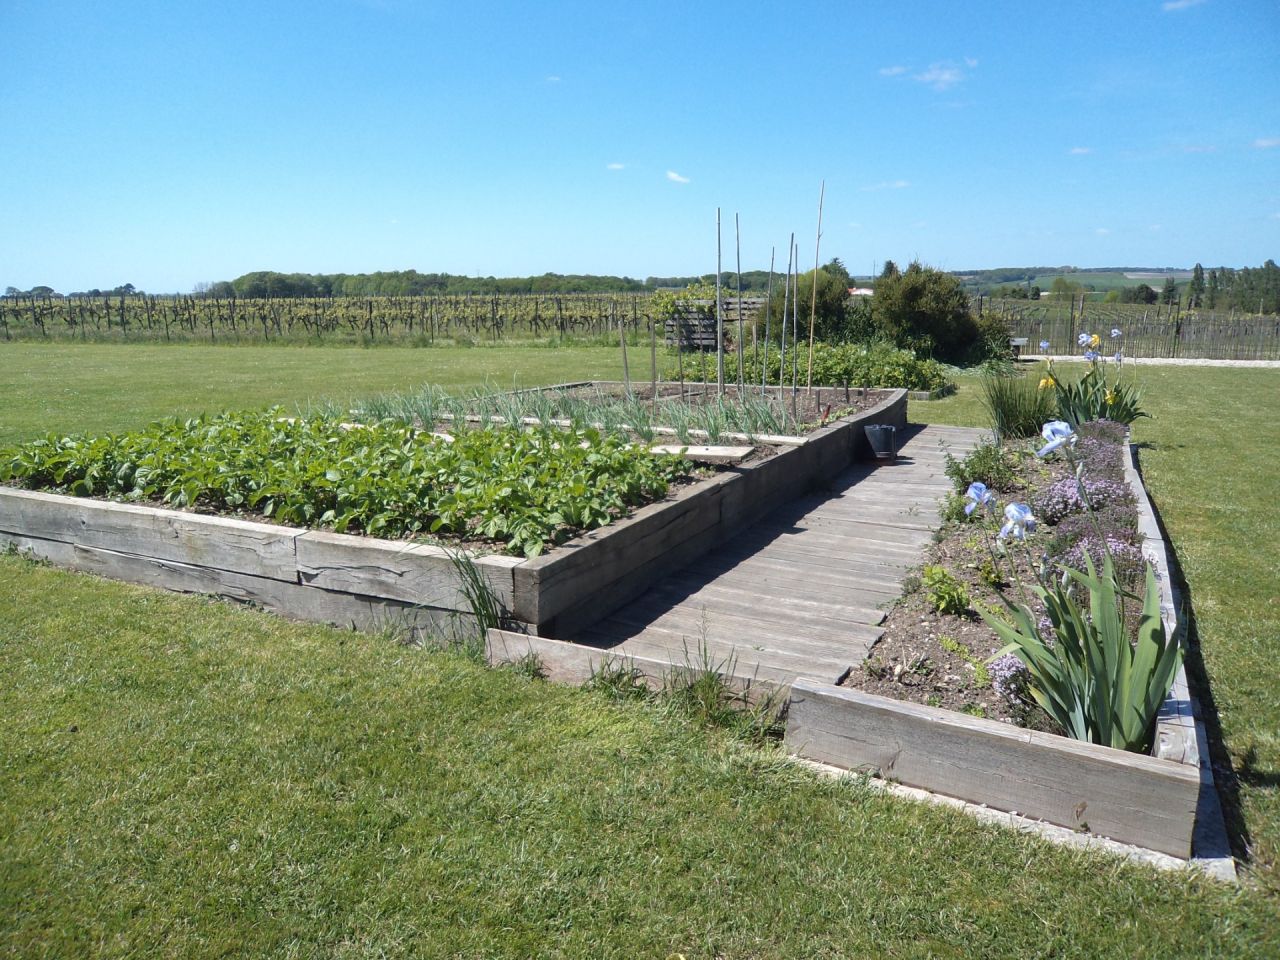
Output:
964 481 997 516
998 502 1036 541
1036 420 1076 458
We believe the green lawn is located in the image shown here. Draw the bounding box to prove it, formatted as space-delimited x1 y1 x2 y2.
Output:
1 344 1279 956
914 363 1280 895
0 341 625 445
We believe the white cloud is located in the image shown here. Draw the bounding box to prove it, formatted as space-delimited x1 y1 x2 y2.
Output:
1069 146 1093 155
545 75 561 83
1162 0 1206 10
1095 228 1111 236
1254 137 1280 149
964 57 979 68
1180 144 1218 153
878 65 907 77
915 63 964 91
606 162 625 170
860 179 910 191
666 170 690 184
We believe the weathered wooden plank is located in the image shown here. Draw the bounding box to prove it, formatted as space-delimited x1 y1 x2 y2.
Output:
1 531 460 641
0 487 300 581
512 471 730 626
579 627 855 686
486 628 783 700
784 679 1200 858
650 444 754 463
295 530 518 610
621 585 885 636
599 603 880 655
642 578 886 624
684 556 905 595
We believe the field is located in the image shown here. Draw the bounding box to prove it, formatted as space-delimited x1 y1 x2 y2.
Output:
2 342 1279 956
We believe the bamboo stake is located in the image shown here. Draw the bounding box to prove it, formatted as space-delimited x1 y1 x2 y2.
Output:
806 179 825 392
618 302 631 399
715 208 724 396
761 246 775 395
779 234 794 401
735 212 744 392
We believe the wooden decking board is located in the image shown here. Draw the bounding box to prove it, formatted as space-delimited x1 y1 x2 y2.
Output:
601 601 883 648
639 579 887 626
562 424 989 686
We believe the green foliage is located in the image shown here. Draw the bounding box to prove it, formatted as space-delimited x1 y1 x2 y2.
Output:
871 262 978 361
978 554 1182 752
981 372 1059 440
702 341 950 392
762 262 852 342
938 635 992 688
921 566 971 616
944 438 1019 493
1048 363 1149 426
0 410 692 558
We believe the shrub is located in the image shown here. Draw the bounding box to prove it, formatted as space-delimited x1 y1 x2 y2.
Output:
944 439 1019 493
674 340 951 393
870 261 977 362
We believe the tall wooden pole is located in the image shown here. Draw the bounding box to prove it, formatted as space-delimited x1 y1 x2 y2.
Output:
779 233 794 400
715 208 724 395
735 213 744 392
761 246 775 394
806 180 825 392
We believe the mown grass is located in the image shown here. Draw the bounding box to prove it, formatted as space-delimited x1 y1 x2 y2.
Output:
0 341 624 445
2 556 1277 958
916 362 1280 894
1 346 1279 954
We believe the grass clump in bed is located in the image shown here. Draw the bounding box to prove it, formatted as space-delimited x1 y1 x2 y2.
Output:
0 408 693 557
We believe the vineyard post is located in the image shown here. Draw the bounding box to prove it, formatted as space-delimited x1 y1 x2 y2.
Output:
617 301 631 399
649 309 657 411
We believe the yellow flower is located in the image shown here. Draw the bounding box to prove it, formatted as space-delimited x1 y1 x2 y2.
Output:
1039 376 1056 390
1105 389 1116 405
1090 333 1101 348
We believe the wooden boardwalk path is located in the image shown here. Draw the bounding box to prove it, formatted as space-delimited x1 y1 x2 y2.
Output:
567 423 991 686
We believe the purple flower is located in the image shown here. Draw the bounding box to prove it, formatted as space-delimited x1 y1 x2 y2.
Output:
1110 328 1122 338
998 502 1036 541
1077 332 1091 347
964 481 997 516
1083 349 1100 362
990 654 1031 704
1039 339 1051 351
1036 420 1076 458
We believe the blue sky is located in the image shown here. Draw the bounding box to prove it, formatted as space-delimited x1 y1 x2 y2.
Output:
2 0 1277 292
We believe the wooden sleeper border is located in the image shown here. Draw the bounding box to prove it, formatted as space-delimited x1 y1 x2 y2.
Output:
0 387 907 641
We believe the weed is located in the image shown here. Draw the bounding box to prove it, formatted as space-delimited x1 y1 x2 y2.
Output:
584 658 652 702
938 635 992 688
921 566 970 616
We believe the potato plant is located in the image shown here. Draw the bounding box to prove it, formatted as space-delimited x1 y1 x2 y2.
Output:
0 410 694 557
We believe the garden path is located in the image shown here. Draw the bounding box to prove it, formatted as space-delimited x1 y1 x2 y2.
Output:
569 423 991 686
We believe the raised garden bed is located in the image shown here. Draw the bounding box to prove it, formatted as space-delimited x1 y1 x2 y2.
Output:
0 386 906 639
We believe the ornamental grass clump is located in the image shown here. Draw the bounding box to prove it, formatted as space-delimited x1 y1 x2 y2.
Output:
972 418 1181 753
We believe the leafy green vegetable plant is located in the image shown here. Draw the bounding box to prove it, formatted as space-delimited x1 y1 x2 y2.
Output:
0 409 693 558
